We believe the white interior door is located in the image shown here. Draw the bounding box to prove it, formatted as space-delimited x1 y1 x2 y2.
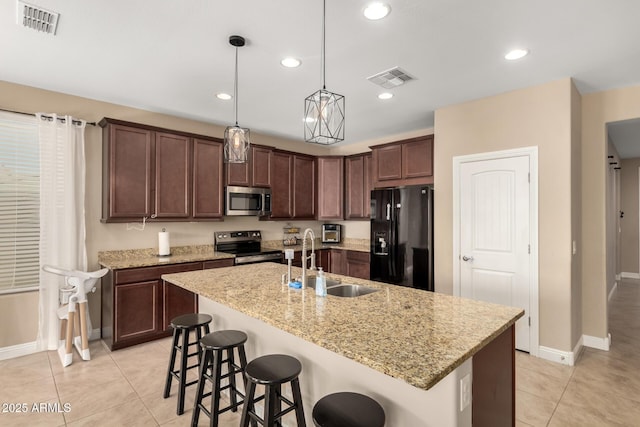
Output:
459 155 531 351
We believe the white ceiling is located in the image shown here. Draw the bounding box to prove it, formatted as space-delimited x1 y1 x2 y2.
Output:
3 0 640 147
609 119 640 159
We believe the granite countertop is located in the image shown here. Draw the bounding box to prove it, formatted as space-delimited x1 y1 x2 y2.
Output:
162 263 523 391
98 245 235 270
98 238 370 270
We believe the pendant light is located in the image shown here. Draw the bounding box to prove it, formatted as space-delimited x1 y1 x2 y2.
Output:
304 0 345 144
224 35 250 163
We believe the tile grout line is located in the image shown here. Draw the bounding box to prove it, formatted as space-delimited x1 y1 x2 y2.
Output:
108 342 163 426
46 350 68 427
544 346 583 426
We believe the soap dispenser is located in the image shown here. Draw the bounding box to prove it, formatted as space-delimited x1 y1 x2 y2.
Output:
315 267 327 297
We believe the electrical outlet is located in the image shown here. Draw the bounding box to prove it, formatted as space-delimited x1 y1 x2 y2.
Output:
460 373 471 411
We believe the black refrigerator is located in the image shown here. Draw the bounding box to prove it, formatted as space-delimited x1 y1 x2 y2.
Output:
370 185 434 291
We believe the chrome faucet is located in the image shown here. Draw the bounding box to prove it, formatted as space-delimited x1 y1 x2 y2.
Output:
301 228 317 288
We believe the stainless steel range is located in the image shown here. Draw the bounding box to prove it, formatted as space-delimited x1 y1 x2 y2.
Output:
214 230 282 265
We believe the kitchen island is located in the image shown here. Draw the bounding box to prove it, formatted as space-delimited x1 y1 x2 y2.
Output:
162 263 523 426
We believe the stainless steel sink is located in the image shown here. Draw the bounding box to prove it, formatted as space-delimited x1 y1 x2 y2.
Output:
306 276 342 289
326 284 380 298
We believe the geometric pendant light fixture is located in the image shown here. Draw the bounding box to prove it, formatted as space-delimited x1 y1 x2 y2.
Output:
304 0 345 144
224 35 251 163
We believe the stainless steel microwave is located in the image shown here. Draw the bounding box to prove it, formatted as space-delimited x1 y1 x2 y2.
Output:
224 186 272 216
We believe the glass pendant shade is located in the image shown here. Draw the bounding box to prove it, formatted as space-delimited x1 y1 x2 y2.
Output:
224 125 250 163
223 35 250 163
304 88 345 144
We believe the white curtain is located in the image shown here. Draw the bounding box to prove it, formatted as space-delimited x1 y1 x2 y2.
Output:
37 114 87 351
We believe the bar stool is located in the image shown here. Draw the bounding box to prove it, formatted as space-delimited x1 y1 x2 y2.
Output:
163 313 213 415
312 392 385 427
240 354 307 427
191 330 248 427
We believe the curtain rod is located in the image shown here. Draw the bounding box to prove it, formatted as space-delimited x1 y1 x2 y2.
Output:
0 107 97 126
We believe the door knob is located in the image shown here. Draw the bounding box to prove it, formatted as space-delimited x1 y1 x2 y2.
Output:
462 255 474 262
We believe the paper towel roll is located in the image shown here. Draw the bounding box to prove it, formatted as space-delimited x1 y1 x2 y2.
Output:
158 230 171 256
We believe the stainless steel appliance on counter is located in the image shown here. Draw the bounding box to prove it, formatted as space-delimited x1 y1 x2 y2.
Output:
214 230 282 265
321 224 341 243
224 186 271 216
370 185 434 291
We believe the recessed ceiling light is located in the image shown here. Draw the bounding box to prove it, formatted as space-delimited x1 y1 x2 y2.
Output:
378 92 393 100
504 49 529 61
216 93 232 100
281 57 301 68
364 3 391 20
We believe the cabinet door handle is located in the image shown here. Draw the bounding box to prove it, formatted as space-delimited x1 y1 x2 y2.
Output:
386 203 391 220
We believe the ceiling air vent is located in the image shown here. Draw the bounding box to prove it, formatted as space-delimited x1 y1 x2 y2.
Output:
17 1 59 35
367 67 415 89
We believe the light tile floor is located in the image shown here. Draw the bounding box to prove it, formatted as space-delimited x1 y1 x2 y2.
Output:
1 279 639 426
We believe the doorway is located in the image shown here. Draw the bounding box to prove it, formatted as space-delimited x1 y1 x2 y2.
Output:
453 147 539 354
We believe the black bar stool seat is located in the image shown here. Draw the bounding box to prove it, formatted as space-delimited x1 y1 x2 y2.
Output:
192 330 249 427
240 354 307 427
163 313 213 415
312 392 385 427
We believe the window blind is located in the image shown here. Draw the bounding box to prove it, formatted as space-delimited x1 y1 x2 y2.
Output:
0 111 39 293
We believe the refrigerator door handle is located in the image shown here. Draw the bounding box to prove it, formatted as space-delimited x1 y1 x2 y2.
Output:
386 203 391 220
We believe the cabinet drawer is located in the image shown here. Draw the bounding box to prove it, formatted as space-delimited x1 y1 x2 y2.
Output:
346 251 370 263
203 259 235 269
115 262 203 284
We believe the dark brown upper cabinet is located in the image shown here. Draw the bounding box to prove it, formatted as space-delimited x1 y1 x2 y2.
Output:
102 122 153 220
344 153 372 219
154 132 190 219
269 150 316 220
270 150 294 218
317 156 344 220
100 118 224 222
192 138 224 219
292 154 316 219
371 135 434 188
225 144 273 188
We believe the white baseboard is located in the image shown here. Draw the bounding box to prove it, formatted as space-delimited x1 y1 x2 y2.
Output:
538 345 576 366
0 341 38 361
620 272 640 279
583 333 611 351
0 329 101 362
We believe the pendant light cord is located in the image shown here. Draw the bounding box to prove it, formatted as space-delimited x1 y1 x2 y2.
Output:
234 46 239 126
322 0 326 90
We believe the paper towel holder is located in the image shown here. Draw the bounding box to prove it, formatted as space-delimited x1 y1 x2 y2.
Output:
158 227 172 257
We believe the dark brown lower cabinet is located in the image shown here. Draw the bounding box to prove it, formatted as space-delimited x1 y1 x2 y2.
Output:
472 325 515 426
329 249 345 275
345 251 370 280
162 281 198 332
102 259 232 350
327 249 370 280
114 280 162 344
